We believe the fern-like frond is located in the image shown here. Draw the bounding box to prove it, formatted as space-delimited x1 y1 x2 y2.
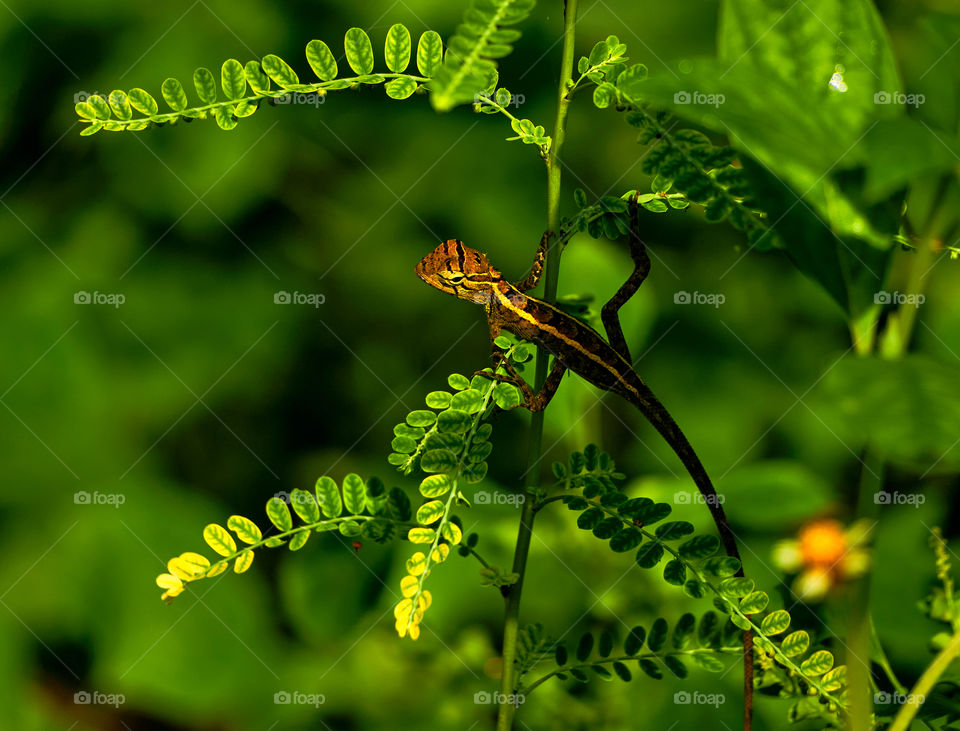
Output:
429 0 536 112
76 25 440 135
155 476 409 601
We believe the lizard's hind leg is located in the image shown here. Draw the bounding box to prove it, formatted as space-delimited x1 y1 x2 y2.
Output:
601 193 651 363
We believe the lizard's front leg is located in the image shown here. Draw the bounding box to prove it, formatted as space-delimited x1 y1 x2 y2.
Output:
601 193 651 363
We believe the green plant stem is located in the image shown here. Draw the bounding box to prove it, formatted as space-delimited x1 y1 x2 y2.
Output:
496 3 578 730
888 629 960 731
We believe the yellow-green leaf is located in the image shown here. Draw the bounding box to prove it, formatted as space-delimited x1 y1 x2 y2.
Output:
203 523 237 557
760 609 791 635
315 476 343 517
420 473 454 498
416 31 443 77
261 54 299 89
288 530 310 551
193 67 217 104
400 574 420 598
161 78 188 111
234 549 254 573
416 500 445 525
440 521 462 545
343 473 366 514
128 88 159 115
266 497 293 531
221 58 246 100
228 514 262 544
306 39 338 81
408 527 436 544
290 489 320 523
384 24 411 73
108 90 132 120
406 551 427 575
345 27 374 75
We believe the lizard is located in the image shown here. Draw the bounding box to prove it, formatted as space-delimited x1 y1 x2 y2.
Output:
415 195 754 729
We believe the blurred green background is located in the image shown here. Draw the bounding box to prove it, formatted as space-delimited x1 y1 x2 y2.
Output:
2 0 959 729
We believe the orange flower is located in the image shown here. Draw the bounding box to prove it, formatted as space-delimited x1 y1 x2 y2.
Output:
772 519 871 602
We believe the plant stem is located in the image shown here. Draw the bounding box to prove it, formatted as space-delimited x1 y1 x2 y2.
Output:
888 628 960 731
495 3 578 729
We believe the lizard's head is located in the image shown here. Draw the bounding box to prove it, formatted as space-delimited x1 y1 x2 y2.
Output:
415 239 503 304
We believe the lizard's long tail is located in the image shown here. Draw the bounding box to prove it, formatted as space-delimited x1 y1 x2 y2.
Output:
622 375 754 730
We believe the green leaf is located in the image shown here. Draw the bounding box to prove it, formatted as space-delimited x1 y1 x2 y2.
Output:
463 461 487 484
638 659 661 679
420 473 454 498
406 410 437 428
647 618 668 652
703 556 741 577
203 523 237 557
635 542 665 569
266 497 293 532
625 626 645 655
384 24 411 73
437 409 472 434
663 559 686 586
385 77 418 100
690 654 726 672
214 105 237 130
448 373 471 390
315 476 343 518
290 489 320 523
288 530 310 551
344 27 375 75
261 54 300 89
800 650 834 677
609 527 643 553
612 661 632 682
227 515 262 544
683 580 706 599
672 613 696 649
781 630 810 657
234 549 254 573
244 61 271 94
440 521 462 544
739 591 770 615
822 665 847 692
654 521 695 541
450 389 484 413
760 609 791 636
576 633 594 661
86 94 111 120
719 577 755 599
407 526 436 544
342 473 366 514
425 390 452 408
161 78 188 111
128 88 159 115
107 90 132 120
416 500 445 525
421 448 458 473
492 382 521 410
221 59 246 100
678 535 720 559
306 40 338 81
193 67 217 104
417 31 443 77
663 655 688 679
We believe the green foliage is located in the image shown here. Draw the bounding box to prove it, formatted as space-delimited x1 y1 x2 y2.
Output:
391 346 526 639
75 25 439 135
155 477 408 601
429 0 536 112
519 612 741 694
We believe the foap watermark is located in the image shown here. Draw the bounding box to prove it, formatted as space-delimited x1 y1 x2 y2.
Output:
273 490 316 509
474 691 525 706
74 490 125 508
273 690 325 707
74 690 125 708
474 89 526 108
474 490 525 507
874 491 925 507
874 691 925 706
274 291 325 308
75 291 125 308
874 290 924 307
674 691 725 707
674 291 725 308
674 90 725 108
874 90 925 108
274 91 326 107
674 491 725 506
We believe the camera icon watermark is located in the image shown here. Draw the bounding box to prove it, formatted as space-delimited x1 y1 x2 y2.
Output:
74 291 125 308
474 490 525 507
874 90 925 108
74 690 125 708
274 291 325 307
273 690 325 707
674 491 725 506
74 491 126 508
874 491 925 507
674 291 725 308
874 290 924 308
274 92 325 107
74 91 105 104
674 690 725 707
474 690 525 706
674 90 725 108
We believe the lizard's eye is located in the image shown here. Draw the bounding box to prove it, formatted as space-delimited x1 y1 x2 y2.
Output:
444 272 465 284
